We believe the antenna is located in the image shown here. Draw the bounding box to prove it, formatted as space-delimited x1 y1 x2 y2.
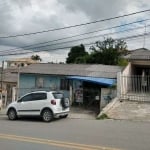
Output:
143 24 147 48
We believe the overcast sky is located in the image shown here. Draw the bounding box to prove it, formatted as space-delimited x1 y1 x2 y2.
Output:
0 0 150 63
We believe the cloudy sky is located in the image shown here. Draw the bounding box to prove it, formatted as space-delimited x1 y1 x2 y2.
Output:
0 0 150 63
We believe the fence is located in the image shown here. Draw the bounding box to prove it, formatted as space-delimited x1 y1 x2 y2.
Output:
120 75 150 102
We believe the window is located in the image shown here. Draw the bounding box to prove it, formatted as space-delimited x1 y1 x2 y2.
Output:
21 94 32 102
60 79 69 90
53 92 64 99
32 93 47 101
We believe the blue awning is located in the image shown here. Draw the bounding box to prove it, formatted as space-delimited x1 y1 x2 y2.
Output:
67 76 116 87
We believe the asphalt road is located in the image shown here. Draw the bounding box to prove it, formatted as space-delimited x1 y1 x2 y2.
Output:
0 116 150 150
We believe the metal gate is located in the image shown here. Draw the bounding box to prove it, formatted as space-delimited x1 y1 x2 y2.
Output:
119 75 150 102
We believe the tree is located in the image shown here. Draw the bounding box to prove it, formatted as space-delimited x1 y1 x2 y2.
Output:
65 38 128 65
66 44 88 63
88 38 128 65
31 55 42 61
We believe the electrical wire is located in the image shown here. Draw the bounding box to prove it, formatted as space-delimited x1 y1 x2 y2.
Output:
0 9 150 38
0 24 149 55
0 32 150 56
1 18 150 53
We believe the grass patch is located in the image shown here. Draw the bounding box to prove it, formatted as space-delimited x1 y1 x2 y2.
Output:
97 113 110 120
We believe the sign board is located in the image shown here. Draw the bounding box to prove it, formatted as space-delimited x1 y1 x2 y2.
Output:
75 88 83 103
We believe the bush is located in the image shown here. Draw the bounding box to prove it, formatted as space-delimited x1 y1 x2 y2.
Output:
97 113 110 120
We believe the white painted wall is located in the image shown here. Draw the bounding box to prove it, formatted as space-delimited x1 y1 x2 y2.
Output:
119 63 132 96
122 62 132 76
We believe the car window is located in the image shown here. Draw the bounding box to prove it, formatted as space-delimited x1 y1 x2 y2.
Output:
32 93 47 101
21 94 33 102
52 93 64 99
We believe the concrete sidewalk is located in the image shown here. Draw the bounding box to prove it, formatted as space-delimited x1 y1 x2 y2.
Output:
104 100 150 122
69 107 96 119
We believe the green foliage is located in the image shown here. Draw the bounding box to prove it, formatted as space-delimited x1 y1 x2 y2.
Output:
75 55 89 64
118 58 128 66
66 44 88 63
89 38 128 65
97 113 110 120
31 55 42 61
66 38 128 65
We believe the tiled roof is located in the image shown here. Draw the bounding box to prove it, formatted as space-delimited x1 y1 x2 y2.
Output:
18 63 122 78
125 48 150 60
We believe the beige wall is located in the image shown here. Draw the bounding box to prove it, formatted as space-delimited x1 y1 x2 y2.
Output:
118 63 132 98
101 88 116 109
122 62 132 76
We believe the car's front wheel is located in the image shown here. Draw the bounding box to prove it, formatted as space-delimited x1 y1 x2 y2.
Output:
42 109 53 122
8 108 17 120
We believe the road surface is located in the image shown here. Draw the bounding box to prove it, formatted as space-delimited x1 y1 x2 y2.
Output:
0 116 150 150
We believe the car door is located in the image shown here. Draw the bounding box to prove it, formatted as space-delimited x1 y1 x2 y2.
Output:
30 92 47 115
16 93 33 116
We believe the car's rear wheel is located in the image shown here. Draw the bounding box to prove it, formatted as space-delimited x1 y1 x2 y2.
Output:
42 109 53 122
8 108 17 120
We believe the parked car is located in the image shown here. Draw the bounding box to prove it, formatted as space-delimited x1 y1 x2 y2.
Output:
6 91 70 122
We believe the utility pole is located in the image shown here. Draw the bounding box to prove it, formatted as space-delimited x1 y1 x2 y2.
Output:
0 61 4 107
1 61 4 92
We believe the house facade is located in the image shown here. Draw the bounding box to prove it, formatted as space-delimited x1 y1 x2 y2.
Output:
6 57 39 68
118 48 150 101
0 67 18 107
16 63 122 113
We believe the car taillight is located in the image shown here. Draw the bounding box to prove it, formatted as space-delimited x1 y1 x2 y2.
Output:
51 100 56 105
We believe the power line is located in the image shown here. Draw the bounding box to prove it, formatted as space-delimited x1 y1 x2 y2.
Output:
1 18 150 53
0 23 148 56
1 24 150 55
1 23 149 55
0 32 150 56
0 9 150 39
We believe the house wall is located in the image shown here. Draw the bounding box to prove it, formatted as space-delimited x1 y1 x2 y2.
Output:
19 74 69 98
19 74 86 104
19 73 117 112
122 62 132 76
101 88 116 109
120 63 133 95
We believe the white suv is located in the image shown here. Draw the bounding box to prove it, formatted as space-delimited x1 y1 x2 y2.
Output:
6 91 70 122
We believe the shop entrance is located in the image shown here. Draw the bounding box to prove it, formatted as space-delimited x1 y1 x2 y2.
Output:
83 82 106 114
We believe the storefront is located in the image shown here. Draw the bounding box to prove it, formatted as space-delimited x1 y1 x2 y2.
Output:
68 76 116 114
